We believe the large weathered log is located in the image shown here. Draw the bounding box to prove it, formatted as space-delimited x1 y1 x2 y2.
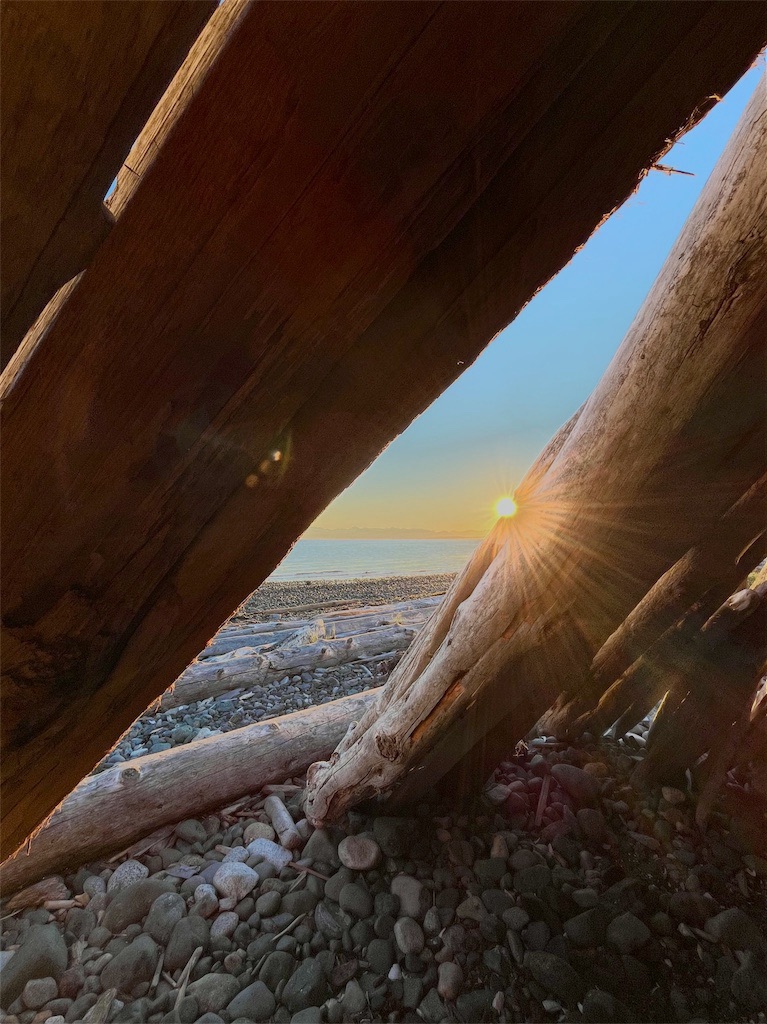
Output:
162 625 417 709
0 689 378 894
3 3 763 858
305 84 767 824
0 0 214 366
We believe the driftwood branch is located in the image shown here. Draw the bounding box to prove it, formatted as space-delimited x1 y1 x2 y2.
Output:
0 689 378 893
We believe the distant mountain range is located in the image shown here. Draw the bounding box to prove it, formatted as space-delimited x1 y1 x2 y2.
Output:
304 526 483 540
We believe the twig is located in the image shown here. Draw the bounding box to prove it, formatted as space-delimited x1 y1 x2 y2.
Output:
273 911 307 941
651 163 695 177
289 862 329 882
174 945 203 1007
149 949 164 997
534 774 551 827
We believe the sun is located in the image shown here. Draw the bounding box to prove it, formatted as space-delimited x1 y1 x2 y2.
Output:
495 496 517 518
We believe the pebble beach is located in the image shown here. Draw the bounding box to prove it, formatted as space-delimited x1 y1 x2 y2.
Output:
93 577 455 775
2 575 765 1024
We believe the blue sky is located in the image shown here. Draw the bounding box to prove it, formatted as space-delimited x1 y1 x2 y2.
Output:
314 66 762 537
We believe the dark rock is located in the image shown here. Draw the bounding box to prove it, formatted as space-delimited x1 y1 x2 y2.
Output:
102 879 175 933
64 908 96 941
165 916 210 971
577 809 610 843
315 900 352 940
325 867 355 903
144 892 187 945
291 1008 323 1024
473 858 506 885
339 883 373 920
366 938 394 977
605 912 651 954
551 764 600 806
259 951 296 990
372 817 416 858
227 980 276 1022
65 993 99 1021
341 978 367 1017
256 890 281 917
187 973 240 1013
564 908 608 948
522 920 550 951
418 987 446 1023
456 988 494 1022
176 819 207 844
0 924 68 1007
513 864 552 895
282 959 329 1014
667 892 717 927
704 907 764 952
731 950 767 1011
302 829 341 869
101 935 159 995
281 890 319 918
581 987 622 1023
524 951 582 1005
481 889 514 917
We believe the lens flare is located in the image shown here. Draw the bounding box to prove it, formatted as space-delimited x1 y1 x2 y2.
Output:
496 496 517 518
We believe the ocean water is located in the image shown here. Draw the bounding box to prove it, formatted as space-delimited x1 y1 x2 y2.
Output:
269 538 480 580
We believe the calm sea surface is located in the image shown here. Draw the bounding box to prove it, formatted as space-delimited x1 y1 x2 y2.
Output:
269 539 480 580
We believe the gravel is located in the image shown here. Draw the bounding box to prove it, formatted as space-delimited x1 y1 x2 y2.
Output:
3 579 766 1024
92 576 451 775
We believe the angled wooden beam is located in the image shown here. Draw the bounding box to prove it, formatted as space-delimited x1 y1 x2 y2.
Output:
0 0 215 366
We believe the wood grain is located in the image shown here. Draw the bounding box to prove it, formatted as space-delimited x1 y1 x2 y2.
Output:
0 0 214 366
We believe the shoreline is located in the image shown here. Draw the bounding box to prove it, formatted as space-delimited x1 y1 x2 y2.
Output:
234 573 456 622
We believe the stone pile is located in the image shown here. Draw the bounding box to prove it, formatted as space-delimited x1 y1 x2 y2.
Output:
2 727 765 1024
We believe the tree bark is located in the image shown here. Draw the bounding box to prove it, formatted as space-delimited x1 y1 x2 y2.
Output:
0 689 378 894
305 84 767 825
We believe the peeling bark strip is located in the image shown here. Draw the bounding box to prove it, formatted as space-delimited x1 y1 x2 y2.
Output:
0 690 378 894
2 4 764 859
304 84 767 825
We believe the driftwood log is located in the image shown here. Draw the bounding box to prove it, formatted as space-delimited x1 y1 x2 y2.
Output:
162 625 416 709
546 474 767 740
0 0 214 366
3 2 762 859
305 84 767 825
199 597 441 660
0 689 378 894
632 584 767 792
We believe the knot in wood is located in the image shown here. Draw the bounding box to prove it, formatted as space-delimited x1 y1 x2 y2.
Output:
375 732 399 762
